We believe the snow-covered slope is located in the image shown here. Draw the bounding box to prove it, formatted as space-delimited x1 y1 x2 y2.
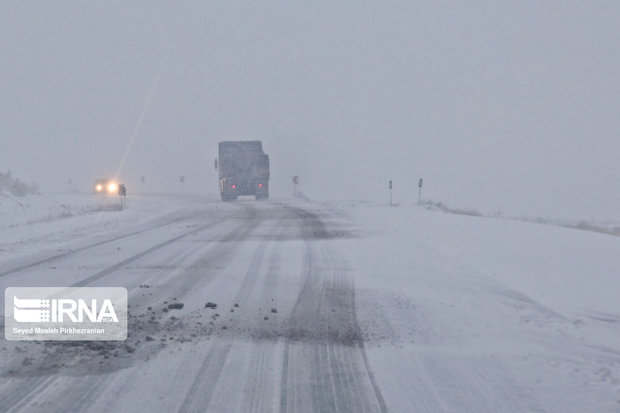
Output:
341 202 620 412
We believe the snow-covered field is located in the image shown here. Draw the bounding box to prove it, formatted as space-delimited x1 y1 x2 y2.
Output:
0 193 217 261
339 202 620 412
1 194 619 412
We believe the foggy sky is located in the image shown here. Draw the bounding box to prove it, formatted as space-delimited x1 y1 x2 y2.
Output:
2 1 619 220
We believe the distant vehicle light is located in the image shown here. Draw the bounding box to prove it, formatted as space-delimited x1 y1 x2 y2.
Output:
232 184 236 189
258 183 263 188
94 178 119 195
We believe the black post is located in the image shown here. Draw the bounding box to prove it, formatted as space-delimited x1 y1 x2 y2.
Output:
118 184 127 210
418 178 423 204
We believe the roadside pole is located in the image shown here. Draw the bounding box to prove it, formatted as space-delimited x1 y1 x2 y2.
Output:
389 180 393 206
118 184 127 210
418 178 423 204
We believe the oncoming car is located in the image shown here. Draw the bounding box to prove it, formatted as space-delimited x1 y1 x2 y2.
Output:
93 178 119 195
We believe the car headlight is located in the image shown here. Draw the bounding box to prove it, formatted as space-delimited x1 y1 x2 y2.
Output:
96 184 103 191
107 183 118 193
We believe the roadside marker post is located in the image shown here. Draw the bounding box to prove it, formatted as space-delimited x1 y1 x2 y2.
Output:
418 178 423 204
118 184 127 210
292 175 299 197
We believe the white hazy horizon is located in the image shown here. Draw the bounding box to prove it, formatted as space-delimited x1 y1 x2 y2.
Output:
2 1 619 221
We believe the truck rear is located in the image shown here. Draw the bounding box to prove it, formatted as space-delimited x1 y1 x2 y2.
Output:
217 140 270 201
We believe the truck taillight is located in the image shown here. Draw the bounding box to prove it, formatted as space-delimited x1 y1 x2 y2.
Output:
232 184 236 189
258 183 263 188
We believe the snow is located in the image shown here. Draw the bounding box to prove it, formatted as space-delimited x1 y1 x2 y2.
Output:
2 1 619 410
0 192 216 263
1 194 620 412
340 201 620 412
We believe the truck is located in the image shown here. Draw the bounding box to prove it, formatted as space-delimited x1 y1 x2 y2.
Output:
217 140 270 201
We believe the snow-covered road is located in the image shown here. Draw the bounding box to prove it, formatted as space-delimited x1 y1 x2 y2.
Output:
1 195 619 412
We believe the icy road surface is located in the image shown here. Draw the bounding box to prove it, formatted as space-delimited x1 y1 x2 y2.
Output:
1 195 619 412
